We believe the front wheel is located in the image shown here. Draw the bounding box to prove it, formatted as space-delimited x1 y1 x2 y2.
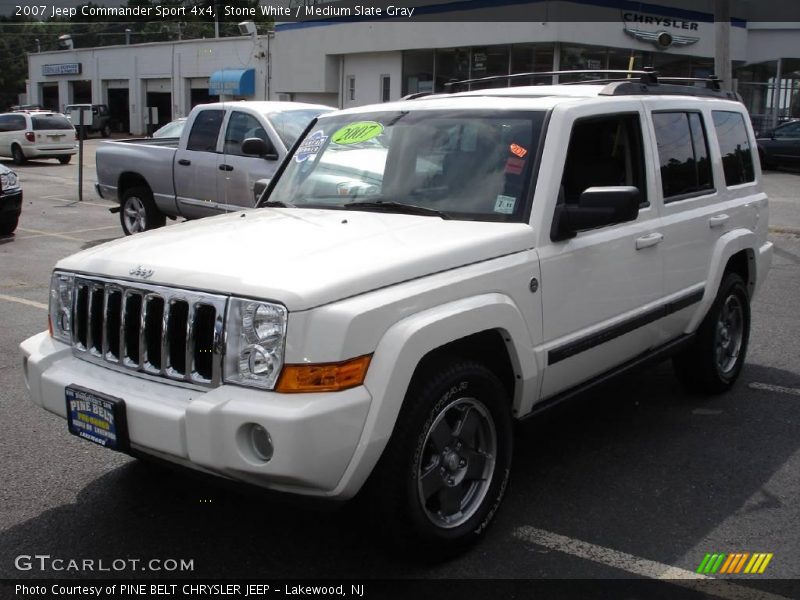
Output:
0 214 19 235
101 124 111 138
367 359 513 557
673 272 750 394
120 186 166 235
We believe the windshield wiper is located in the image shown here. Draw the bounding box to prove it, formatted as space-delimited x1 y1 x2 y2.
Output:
260 199 296 208
342 200 450 220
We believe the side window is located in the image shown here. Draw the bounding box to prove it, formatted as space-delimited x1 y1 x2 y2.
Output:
652 111 713 201
561 113 647 207
11 115 26 131
774 122 800 138
0 116 11 132
186 110 225 152
712 111 755 186
223 111 272 156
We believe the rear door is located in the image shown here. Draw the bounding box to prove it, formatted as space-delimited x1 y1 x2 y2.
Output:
217 110 281 209
768 121 800 163
174 108 225 218
30 113 74 152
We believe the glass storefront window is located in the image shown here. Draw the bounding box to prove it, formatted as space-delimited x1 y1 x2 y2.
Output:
470 46 510 88
510 44 555 86
402 50 434 96
434 47 470 92
560 44 608 82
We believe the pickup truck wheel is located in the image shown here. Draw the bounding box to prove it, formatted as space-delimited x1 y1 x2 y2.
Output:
673 273 750 394
368 360 513 557
101 124 111 138
11 145 26 166
120 187 166 235
57 156 71 165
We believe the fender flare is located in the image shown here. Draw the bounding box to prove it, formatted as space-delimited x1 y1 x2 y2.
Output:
685 229 756 334
331 293 537 498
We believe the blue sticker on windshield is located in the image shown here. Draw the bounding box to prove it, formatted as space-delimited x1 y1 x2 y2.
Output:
295 129 328 163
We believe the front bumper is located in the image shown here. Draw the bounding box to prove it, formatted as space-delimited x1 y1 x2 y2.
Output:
21 331 372 497
0 189 22 217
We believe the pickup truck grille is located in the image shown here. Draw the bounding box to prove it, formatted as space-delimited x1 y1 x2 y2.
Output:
72 276 226 388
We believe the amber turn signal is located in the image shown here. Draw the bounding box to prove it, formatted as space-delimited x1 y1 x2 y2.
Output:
275 354 372 393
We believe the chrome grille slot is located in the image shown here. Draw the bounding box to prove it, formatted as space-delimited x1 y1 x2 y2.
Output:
71 276 227 389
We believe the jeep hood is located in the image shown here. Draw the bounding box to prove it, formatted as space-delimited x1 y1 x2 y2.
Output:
57 208 534 311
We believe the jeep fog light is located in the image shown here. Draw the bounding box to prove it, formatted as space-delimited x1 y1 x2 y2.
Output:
224 299 287 390
49 272 74 344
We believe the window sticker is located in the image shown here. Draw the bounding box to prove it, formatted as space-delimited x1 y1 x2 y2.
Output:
295 129 328 163
505 157 525 175
509 143 528 158
494 195 516 214
331 121 384 145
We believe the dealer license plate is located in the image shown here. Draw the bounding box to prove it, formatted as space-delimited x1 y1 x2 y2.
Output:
65 385 129 452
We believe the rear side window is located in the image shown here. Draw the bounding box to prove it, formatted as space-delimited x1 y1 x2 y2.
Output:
186 110 225 152
32 115 72 130
712 111 755 186
652 112 713 201
0 115 26 131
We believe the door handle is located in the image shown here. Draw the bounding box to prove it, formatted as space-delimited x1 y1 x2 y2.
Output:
635 232 664 250
709 214 729 228
178 159 191 166
218 164 234 171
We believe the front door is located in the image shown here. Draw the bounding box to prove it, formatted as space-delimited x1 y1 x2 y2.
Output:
537 108 664 399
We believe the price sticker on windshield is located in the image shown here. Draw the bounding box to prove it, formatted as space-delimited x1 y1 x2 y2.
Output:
332 121 384 145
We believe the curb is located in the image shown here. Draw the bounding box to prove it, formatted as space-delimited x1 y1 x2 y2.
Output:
769 226 800 235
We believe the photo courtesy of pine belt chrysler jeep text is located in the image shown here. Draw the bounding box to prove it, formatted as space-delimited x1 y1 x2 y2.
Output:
21 73 773 555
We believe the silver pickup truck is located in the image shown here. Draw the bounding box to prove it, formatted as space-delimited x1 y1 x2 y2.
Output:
95 101 332 234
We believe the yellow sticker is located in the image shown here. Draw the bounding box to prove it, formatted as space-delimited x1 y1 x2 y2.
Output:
331 121 384 145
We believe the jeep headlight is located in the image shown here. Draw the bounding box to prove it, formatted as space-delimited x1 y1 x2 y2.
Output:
0 170 18 190
224 299 287 389
49 272 74 344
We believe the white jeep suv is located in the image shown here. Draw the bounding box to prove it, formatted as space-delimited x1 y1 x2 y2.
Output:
21 74 772 554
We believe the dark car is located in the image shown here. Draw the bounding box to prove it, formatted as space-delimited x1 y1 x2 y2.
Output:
0 163 22 234
757 119 800 169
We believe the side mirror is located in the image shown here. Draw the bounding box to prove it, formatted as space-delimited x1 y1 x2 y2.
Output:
551 186 640 241
242 137 279 160
253 178 271 202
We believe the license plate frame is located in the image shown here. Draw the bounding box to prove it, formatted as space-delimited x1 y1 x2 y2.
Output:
65 385 130 452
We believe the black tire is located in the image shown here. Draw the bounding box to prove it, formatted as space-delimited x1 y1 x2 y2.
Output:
11 145 26 166
120 186 166 235
366 359 513 558
673 272 750 394
758 149 775 170
101 124 111 138
0 214 19 235
58 156 71 165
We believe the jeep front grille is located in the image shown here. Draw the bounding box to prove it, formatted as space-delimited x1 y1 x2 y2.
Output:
72 276 226 387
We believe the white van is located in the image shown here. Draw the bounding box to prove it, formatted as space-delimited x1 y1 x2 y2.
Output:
0 111 77 165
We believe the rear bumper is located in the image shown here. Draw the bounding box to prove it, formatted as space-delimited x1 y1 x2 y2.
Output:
0 189 22 217
754 240 773 299
20 331 372 498
24 145 76 158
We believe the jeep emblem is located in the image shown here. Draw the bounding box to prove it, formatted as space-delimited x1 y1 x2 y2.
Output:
129 265 154 279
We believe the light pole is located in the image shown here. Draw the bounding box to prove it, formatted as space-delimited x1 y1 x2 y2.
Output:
714 0 732 91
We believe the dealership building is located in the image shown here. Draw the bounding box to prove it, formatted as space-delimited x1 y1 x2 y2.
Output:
25 0 800 135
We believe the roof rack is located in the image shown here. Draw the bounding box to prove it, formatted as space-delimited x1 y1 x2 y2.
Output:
442 69 740 100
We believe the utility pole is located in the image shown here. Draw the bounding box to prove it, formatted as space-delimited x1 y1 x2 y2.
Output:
714 0 732 91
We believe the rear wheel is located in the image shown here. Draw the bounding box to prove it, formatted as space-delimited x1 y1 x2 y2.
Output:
673 272 750 394
120 186 166 235
101 123 111 138
57 156 71 165
0 214 19 235
11 145 26 166
367 359 513 557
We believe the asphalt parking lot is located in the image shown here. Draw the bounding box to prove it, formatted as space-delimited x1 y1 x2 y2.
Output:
1 142 799 596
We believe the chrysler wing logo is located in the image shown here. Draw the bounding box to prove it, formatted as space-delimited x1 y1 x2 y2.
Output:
624 27 699 49
129 265 154 279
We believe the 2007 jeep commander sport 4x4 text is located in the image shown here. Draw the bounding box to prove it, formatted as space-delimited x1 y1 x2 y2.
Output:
21 72 773 554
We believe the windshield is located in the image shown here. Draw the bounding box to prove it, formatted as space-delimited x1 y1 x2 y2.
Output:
267 109 545 222
268 108 333 148
153 119 186 138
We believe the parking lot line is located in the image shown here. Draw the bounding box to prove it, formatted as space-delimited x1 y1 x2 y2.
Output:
0 293 47 310
16 228 86 242
43 195 115 209
513 526 792 600
749 382 800 397
18 225 119 240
